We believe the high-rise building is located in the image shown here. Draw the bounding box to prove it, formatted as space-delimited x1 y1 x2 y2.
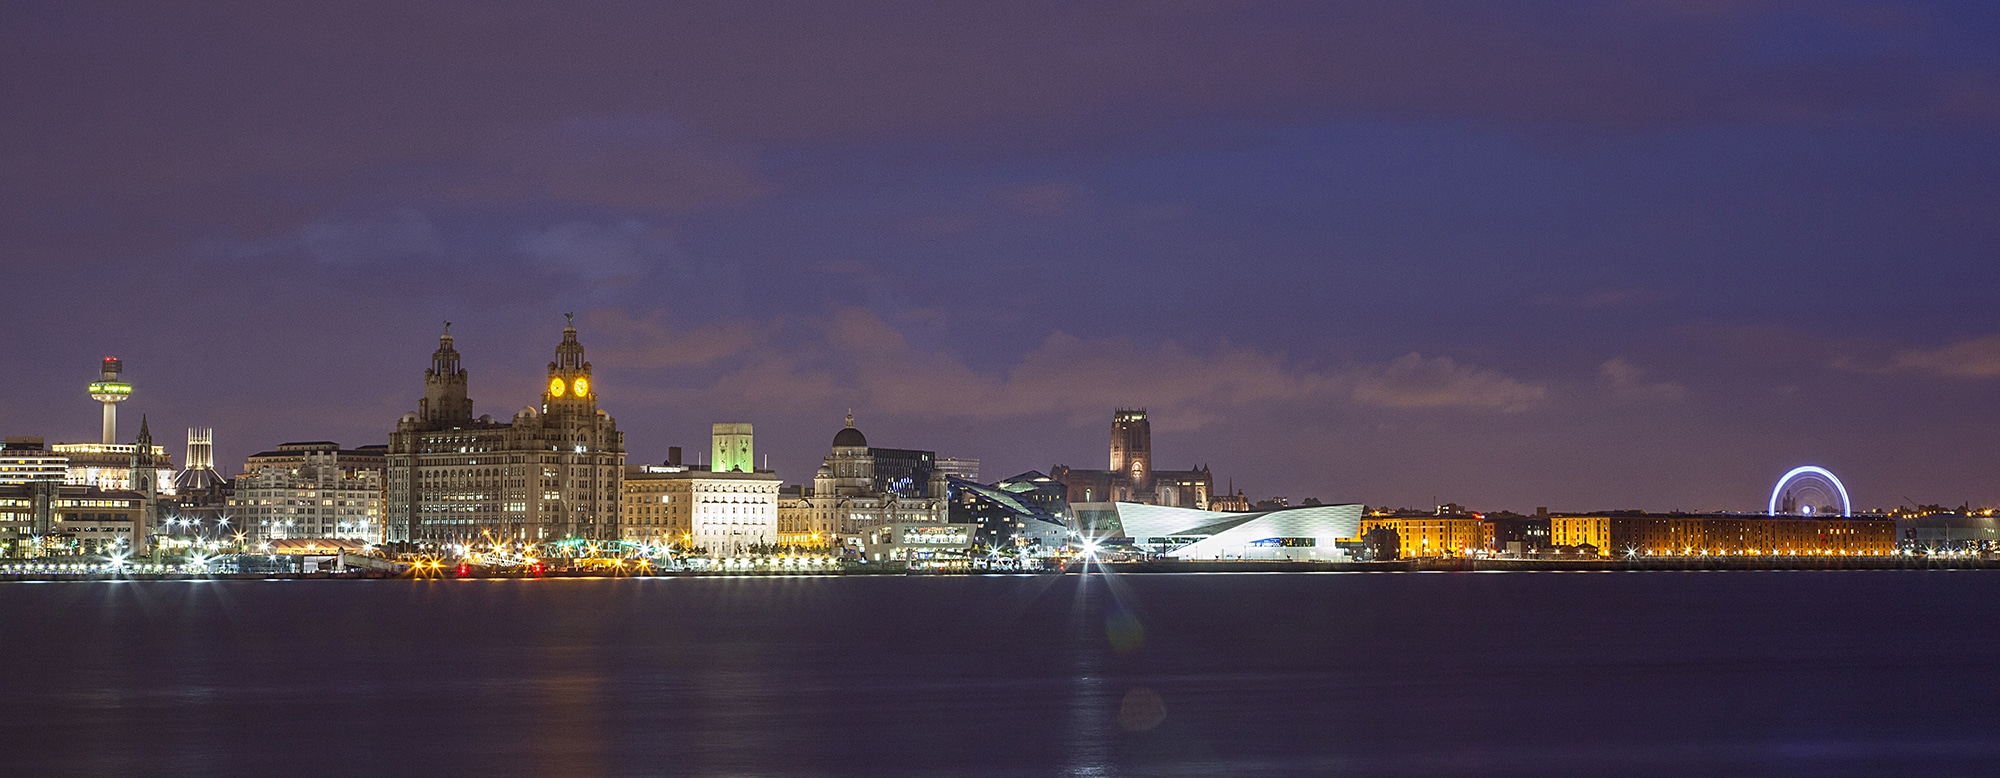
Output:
869 447 936 497
385 319 625 546
1051 409 1213 508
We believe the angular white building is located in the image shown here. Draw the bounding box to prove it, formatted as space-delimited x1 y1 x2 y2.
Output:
1074 501 1363 560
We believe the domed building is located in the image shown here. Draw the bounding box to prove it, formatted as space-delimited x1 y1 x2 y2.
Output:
777 413 950 549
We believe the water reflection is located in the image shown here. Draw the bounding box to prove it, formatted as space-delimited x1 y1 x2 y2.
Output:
2 572 1998 775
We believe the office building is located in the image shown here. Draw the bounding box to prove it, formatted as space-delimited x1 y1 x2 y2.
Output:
0 437 68 486
385 319 626 545
244 441 388 476
935 457 980 482
624 425 781 555
232 447 386 544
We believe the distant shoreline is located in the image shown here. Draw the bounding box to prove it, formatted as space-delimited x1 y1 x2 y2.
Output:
2 555 1997 582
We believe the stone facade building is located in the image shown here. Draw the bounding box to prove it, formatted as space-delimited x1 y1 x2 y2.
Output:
777 414 948 548
623 423 780 555
386 319 625 546
232 451 385 544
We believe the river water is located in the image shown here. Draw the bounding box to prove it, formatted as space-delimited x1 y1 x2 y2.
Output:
2 570 1996 776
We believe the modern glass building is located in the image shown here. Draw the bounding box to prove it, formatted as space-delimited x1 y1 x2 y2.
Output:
1075 501 1364 561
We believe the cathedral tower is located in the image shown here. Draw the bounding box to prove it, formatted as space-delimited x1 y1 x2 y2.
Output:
1109 408 1152 493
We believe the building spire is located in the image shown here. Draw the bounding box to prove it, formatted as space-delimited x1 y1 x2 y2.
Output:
845 410 855 428
552 315 587 371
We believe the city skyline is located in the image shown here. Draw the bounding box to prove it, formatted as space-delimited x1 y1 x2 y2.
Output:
6 329 1982 517
6 3 2000 511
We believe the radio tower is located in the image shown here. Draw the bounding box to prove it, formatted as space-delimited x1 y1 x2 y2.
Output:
88 357 133 445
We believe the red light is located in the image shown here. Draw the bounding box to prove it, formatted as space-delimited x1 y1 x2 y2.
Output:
455 564 470 577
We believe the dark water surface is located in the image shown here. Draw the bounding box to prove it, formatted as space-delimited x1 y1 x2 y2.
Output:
3 571 1998 777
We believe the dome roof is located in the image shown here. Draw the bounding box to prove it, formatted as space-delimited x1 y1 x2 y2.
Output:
832 412 867 448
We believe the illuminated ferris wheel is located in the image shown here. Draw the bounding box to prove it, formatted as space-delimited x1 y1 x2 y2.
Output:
1768 466 1851 517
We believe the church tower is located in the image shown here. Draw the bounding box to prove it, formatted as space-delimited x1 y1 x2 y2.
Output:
1109 408 1153 493
129 415 160 554
420 323 474 427
543 313 596 416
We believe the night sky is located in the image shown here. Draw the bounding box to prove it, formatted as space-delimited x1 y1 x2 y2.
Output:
5 2 1998 512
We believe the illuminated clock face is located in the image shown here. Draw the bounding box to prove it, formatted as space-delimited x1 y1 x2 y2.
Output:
572 377 590 396
548 377 566 397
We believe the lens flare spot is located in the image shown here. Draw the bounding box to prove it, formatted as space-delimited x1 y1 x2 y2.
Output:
1105 609 1144 653
1118 686 1166 732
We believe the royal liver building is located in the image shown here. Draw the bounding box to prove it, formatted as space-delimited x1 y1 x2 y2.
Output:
386 318 625 546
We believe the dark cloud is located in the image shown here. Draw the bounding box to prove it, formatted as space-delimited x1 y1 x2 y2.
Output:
3 1 1999 510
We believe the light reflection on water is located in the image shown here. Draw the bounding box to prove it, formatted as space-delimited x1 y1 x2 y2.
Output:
3 571 1999 776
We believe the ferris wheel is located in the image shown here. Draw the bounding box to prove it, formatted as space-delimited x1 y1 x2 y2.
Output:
1767 466 1851 517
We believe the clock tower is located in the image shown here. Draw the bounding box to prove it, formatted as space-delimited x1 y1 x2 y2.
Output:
544 313 595 415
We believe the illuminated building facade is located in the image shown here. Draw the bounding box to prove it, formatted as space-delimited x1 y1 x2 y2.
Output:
776 414 948 548
1051 409 1214 509
1077 501 1363 560
385 320 626 546
232 449 385 543
1357 515 1485 557
51 441 173 494
0 437 68 486
167 428 234 536
244 441 388 476
623 425 780 554
0 482 148 557
857 521 978 566
1896 513 2000 551
50 487 147 555
1549 513 1897 556
710 423 755 474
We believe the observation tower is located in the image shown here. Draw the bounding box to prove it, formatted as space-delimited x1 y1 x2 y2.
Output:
87 357 133 445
